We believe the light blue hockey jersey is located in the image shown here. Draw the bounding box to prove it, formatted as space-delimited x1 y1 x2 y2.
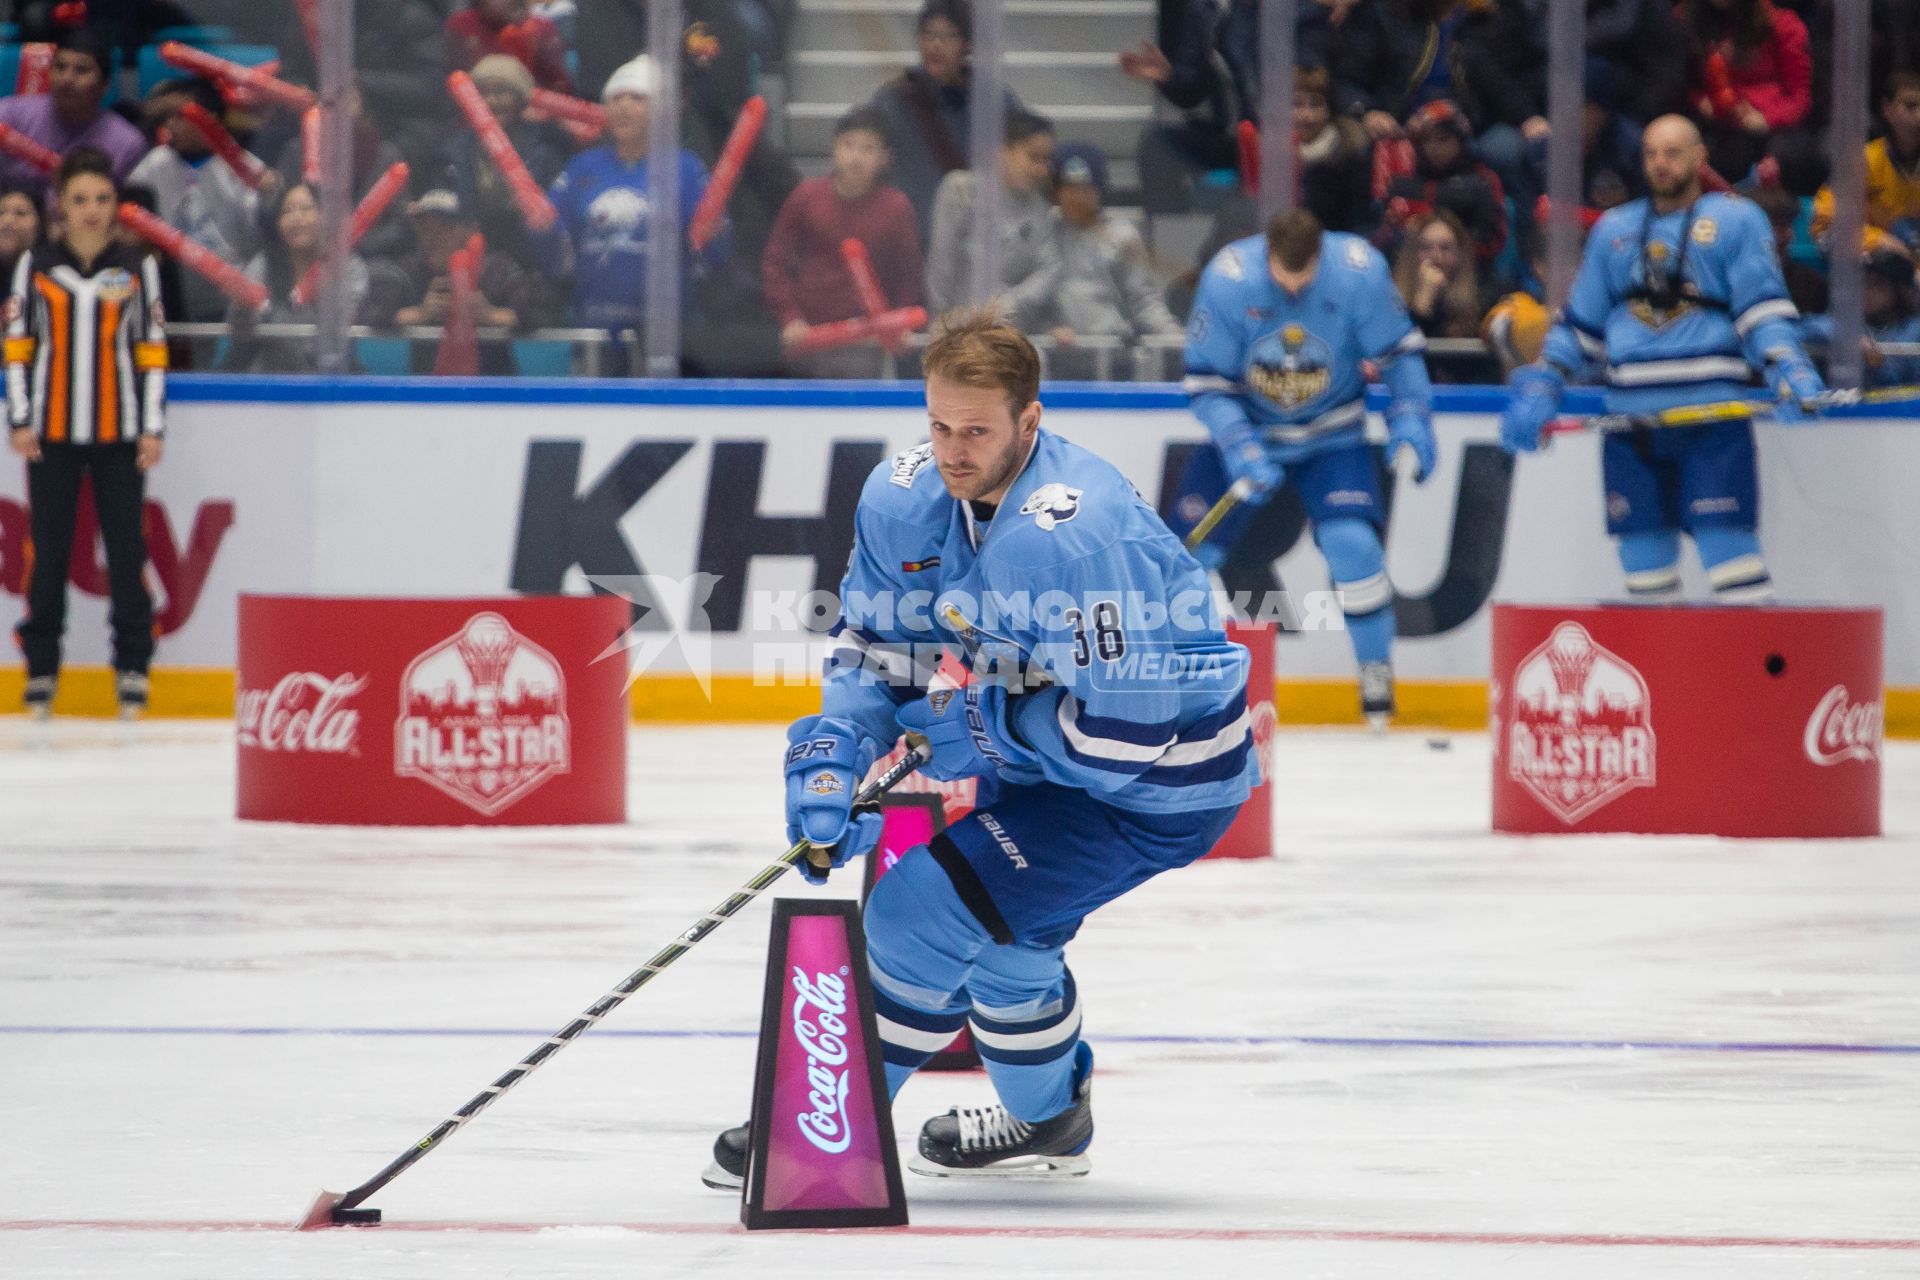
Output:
1541 193 1808 413
1183 231 1432 464
823 429 1259 815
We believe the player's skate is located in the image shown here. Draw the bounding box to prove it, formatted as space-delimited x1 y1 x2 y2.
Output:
700 1122 748 1191
1360 661 1394 733
909 1070 1093 1180
24 675 54 721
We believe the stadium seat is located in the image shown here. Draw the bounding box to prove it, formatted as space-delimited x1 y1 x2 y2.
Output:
513 339 572 378
353 337 413 377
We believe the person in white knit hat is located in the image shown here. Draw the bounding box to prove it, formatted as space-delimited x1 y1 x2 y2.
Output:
531 53 731 357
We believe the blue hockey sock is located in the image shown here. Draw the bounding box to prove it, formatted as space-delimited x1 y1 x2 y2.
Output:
969 964 1084 1124
1316 517 1394 666
1617 530 1682 599
1693 527 1774 603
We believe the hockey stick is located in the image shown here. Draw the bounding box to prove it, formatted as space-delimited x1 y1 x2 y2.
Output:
1183 477 1257 552
1542 386 1889 439
297 739 932 1231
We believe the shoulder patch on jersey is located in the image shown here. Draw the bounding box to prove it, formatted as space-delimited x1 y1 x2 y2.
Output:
1018 482 1083 531
1214 246 1246 281
1691 218 1717 246
1346 239 1370 269
889 441 936 488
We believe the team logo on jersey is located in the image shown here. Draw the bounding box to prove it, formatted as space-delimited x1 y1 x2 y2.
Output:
394 612 571 816
889 442 935 488
1505 622 1656 824
95 268 135 303
1628 242 1698 330
1019 482 1082 531
1246 322 1333 411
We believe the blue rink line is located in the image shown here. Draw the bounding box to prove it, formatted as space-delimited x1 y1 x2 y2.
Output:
2 1025 1915 1055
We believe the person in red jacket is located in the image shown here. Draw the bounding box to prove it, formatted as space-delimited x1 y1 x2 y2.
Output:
1678 0 1811 184
761 106 924 377
446 0 575 95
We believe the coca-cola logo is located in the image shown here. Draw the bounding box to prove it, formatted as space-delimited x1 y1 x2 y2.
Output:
790 966 853 1155
236 672 367 753
1804 685 1882 766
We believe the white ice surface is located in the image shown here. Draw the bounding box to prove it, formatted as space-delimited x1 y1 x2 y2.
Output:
1 721 1916 1278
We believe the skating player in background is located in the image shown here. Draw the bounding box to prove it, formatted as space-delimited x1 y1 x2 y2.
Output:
704 309 1257 1185
1173 209 1435 729
1498 115 1828 602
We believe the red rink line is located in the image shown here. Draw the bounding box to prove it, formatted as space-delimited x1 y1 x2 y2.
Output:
2 1220 1915 1251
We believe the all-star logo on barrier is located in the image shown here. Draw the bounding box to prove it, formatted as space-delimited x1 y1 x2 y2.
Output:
1506 621 1657 824
743 900 907 1230
394 612 571 816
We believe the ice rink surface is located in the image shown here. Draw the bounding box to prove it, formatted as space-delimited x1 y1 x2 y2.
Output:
1 720 1916 1278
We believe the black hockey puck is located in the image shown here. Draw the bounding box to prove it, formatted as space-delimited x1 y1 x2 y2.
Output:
1426 736 1451 750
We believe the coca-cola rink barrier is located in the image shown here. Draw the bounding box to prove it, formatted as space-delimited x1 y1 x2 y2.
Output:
1491 603 1883 838
236 594 630 825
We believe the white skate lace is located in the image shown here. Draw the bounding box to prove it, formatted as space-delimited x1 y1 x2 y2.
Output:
956 1105 1032 1153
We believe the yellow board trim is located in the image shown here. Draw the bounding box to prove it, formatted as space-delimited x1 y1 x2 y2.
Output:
6 668 1919 738
3 335 34 363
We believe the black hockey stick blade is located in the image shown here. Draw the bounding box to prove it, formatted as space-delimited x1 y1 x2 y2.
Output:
297 1188 382 1230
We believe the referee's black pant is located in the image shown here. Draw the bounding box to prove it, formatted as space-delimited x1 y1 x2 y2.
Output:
16 442 153 679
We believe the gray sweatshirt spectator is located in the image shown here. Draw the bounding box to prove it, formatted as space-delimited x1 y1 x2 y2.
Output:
1045 145 1180 345
924 111 1057 326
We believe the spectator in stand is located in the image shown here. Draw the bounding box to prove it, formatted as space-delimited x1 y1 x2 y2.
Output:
535 56 729 351
446 0 576 94
1811 72 1920 255
531 0 579 50
0 28 148 193
1043 144 1181 375
0 184 43 283
437 55 573 273
1679 0 1812 183
1382 100 1507 268
224 182 374 374
1751 183 1828 316
1393 209 1499 381
270 84 412 264
868 0 1023 234
1120 0 1253 216
367 188 552 376
1585 0 1690 125
1575 61 1647 214
761 106 922 377
1801 247 1920 389
127 80 264 323
924 109 1057 326
1295 66 1377 234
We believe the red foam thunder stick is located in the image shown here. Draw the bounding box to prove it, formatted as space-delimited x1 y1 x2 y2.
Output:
160 42 316 114
689 95 767 252
789 307 926 354
179 102 268 191
1237 119 1259 194
117 202 270 310
0 123 60 176
839 237 904 353
530 88 606 133
434 233 486 377
16 43 52 95
447 71 556 233
291 162 410 307
301 107 322 186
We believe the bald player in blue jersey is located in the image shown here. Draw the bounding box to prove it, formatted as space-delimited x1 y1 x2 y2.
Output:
703 309 1258 1187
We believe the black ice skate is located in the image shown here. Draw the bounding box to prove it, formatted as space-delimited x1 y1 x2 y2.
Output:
700 1121 748 1191
24 675 54 721
908 1071 1093 1180
116 671 148 721
1360 661 1394 733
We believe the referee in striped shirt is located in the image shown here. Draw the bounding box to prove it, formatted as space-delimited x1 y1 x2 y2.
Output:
8 148 167 719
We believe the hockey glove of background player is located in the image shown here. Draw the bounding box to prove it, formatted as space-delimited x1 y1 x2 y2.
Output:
1220 436 1281 499
1388 408 1436 482
1769 355 1827 424
784 715 882 884
895 679 1039 783
1500 363 1564 453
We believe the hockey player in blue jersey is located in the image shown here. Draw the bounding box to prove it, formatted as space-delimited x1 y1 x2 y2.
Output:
1175 209 1435 727
703 310 1257 1186
1498 115 1827 602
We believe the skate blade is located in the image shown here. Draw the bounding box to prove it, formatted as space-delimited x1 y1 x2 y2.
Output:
907 1151 1090 1180
699 1160 743 1192
1365 712 1391 734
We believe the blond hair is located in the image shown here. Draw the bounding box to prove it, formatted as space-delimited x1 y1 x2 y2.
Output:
921 306 1041 420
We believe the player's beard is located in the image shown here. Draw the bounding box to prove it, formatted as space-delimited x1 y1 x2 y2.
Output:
1648 171 1698 205
943 433 1029 504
